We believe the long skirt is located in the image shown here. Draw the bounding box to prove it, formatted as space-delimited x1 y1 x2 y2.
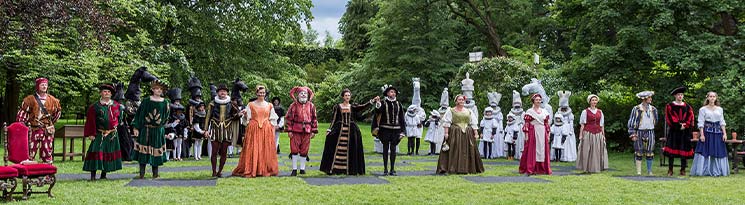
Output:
320 122 366 175
576 131 608 173
690 121 729 176
132 127 168 166
232 121 279 177
83 132 123 172
436 125 484 174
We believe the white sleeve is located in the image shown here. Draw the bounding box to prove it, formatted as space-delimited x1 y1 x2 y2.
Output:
194 123 205 134
600 111 605 127
269 107 279 127
442 109 453 128
278 117 285 128
720 107 726 127
470 110 479 130
241 106 252 126
579 110 587 125
697 107 706 128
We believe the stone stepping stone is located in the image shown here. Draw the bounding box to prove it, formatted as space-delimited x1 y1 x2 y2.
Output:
57 173 137 180
302 176 389 186
616 176 687 181
370 170 437 177
482 161 519 166
551 166 576 172
126 179 217 187
464 176 551 183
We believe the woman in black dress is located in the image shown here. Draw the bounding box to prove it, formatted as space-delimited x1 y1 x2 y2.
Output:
320 89 378 175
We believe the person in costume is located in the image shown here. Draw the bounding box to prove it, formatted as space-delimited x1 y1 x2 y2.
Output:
690 91 729 176
204 84 240 177
519 94 552 175
372 85 406 176
424 110 444 155
576 94 608 173
16 77 62 163
509 90 526 160
186 76 204 159
479 107 499 159
485 92 505 158
550 114 569 163
555 91 577 162
424 88 449 155
284 86 319 176
436 94 484 174
662 86 695 176
166 88 187 161
627 91 658 175
232 85 280 177
83 83 124 180
272 97 286 154
504 113 520 160
190 102 207 160
320 89 378 175
405 105 425 155
132 80 170 179
405 78 426 155
112 82 134 161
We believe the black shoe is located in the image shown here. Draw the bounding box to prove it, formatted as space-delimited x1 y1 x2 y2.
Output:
300 170 306 175
383 169 388 176
389 170 397 176
290 170 298 176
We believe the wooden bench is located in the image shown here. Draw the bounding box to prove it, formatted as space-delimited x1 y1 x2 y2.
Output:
53 125 87 161
726 139 744 174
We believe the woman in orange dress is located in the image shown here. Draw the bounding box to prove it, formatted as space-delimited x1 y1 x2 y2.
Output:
232 85 280 177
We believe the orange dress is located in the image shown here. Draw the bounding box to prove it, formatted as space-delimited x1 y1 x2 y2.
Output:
232 102 279 177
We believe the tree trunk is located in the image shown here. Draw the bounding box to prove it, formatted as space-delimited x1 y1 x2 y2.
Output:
2 62 20 125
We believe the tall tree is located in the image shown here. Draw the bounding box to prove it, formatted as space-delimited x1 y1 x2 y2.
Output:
338 0 379 59
353 0 466 110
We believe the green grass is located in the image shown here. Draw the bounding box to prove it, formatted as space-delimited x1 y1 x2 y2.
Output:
2 122 744 204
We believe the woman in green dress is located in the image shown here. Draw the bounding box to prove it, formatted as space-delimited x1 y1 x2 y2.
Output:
83 84 123 180
437 94 484 174
132 80 170 179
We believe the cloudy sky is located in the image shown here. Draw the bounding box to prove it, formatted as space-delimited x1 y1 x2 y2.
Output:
309 0 346 43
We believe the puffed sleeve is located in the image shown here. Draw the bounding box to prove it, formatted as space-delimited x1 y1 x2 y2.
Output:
469 110 478 130
442 108 453 128
697 107 705 129
241 104 252 126
579 109 587 125
269 104 279 127
719 107 726 127
599 110 605 127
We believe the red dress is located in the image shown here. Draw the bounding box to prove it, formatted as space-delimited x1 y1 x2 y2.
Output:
519 108 552 175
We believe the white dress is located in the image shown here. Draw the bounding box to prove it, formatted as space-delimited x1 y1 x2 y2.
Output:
560 114 577 162
405 110 425 138
424 117 445 154
478 116 505 158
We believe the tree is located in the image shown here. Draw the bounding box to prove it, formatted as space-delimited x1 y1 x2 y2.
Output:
352 0 467 111
323 30 336 48
338 0 379 59
445 0 542 57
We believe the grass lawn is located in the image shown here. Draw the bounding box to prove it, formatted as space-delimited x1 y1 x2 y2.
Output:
2 121 744 204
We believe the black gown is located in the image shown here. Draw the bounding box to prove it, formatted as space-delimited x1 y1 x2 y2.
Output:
320 102 372 175
117 103 134 161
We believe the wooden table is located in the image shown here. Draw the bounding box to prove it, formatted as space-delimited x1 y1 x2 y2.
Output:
53 125 87 161
725 139 744 174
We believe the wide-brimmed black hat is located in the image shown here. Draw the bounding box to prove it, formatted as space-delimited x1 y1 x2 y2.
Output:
670 86 687 95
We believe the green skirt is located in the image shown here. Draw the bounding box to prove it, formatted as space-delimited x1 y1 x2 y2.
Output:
83 132 123 172
132 127 168 166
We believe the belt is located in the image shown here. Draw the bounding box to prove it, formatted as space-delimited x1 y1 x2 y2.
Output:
98 129 116 136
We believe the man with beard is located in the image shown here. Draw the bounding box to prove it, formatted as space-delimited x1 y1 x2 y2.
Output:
372 85 406 176
17 77 62 163
204 84 240 177
285 86 318 176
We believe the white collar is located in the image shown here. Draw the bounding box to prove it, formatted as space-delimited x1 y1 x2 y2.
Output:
214 96 231 104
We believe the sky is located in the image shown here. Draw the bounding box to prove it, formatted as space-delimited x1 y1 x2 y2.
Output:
308 0 346 43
